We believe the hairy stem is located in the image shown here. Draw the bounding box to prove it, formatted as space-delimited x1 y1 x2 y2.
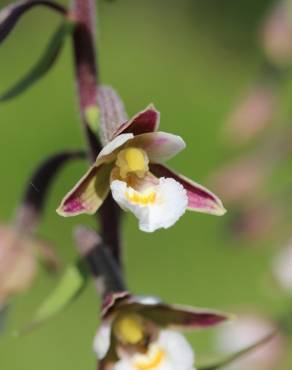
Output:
99 195 122 265
75 227 126 296
71 0 101 160
71 0 123 268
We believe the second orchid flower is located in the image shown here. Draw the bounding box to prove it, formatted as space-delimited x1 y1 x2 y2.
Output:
57 106 226 232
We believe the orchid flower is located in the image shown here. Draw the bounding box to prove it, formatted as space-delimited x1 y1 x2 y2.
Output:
57 106 225 232
93 292 229 370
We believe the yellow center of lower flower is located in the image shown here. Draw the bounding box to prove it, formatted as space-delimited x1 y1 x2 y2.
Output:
113 314 144 344
134 346 165 370
126 189 156 205
116 147 149 179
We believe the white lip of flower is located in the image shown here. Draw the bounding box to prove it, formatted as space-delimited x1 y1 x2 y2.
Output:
110 146 188 232
114 330 195 370
110 177 188 232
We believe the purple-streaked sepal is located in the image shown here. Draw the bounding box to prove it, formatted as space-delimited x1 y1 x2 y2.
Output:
101 292 229 329
102 291 130 317
57 164 112 217
150 164 226 216
0 0 66 44
97 86 128 145
112 104 160 138
138 302 229 330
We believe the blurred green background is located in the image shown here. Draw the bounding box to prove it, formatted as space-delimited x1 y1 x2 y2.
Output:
0 0 291 369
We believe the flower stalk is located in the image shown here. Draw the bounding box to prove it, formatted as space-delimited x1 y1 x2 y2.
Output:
71 0 101 160
71 0 124 267
74 226 126 297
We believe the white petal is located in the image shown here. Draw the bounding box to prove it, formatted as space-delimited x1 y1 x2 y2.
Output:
93 322 111 359
114 329 195 370
158 330 195 370
96 133 134 165
110 177 188 232
115 359 136 370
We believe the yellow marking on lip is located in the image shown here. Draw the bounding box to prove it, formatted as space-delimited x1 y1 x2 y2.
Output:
135 349 165 370
126 190 156 205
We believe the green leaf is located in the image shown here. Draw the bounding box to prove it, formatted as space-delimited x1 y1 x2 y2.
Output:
0 20 74 102
197 331 277 370
17 259 89 334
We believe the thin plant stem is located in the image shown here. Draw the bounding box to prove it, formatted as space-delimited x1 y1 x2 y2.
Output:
71 0 101 160
71 0 123 268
